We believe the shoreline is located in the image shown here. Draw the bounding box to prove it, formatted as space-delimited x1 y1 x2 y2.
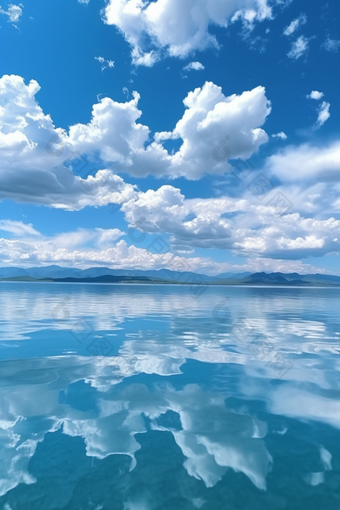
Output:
1 280 340 289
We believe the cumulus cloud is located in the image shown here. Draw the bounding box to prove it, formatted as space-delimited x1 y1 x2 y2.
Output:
307 90 324 100
0 75 138 208
183 61 205 71
283 13 307 36
322 37 340 53
102 0 273 66
0 76 271 197
68 81 271 180
116 184 340 260
287 35 309 60
2 189 340 270
0 3 23 23
1 74 340 267
94 56 114 71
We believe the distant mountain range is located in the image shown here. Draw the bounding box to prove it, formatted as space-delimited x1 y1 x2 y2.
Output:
1 265 340 286
0 265 228 282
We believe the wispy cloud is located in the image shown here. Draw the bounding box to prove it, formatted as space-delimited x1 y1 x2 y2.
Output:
94 56 114 71
322 37 340 53
0 220 40 237
283 13 307 36
315 101 331 129
275 0 294 7
287 36 309 60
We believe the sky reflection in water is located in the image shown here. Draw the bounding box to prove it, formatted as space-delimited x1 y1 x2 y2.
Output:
0 283 339 509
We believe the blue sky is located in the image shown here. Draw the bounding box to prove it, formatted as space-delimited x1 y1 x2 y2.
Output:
0 0 339 274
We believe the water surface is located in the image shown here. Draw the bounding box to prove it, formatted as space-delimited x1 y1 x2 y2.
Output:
0 283 339 509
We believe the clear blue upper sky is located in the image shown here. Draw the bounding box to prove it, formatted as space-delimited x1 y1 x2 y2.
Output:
0 0 339 274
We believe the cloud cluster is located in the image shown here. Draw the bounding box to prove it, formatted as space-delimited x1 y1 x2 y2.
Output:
0 226 327 274
69 81 271 179
121 184 340 260
1 74 340 270
102 0 273 66
0 75 272 198
2 167 340 268
0 74 140 209
0 220 227 273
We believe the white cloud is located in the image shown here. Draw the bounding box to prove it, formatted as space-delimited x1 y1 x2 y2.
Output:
102 0 273 66
315 101 330 129
0 3 23 23
231 0 273 30
0 75 271 206
0 75 139 209
0 75 271 194
52 227 125 250
183 61 205 71
229 258 326 275
287 35 309 60
266 141 340 183
78 0 90 4
1 74 340 267
283 13 307 36
322 37 340 53
307 90 324 100
0 226 227 274
272 132 287 140
119 184 340 260
94 56 115 71
0 220 40 237
274 0 293 6
2 202 338 271
305 92 330 130
68 81 271 180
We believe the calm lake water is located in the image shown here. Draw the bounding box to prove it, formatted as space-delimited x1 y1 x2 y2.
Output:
0 282 339 509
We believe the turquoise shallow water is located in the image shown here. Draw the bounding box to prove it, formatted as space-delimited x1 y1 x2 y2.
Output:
0 282 339 509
